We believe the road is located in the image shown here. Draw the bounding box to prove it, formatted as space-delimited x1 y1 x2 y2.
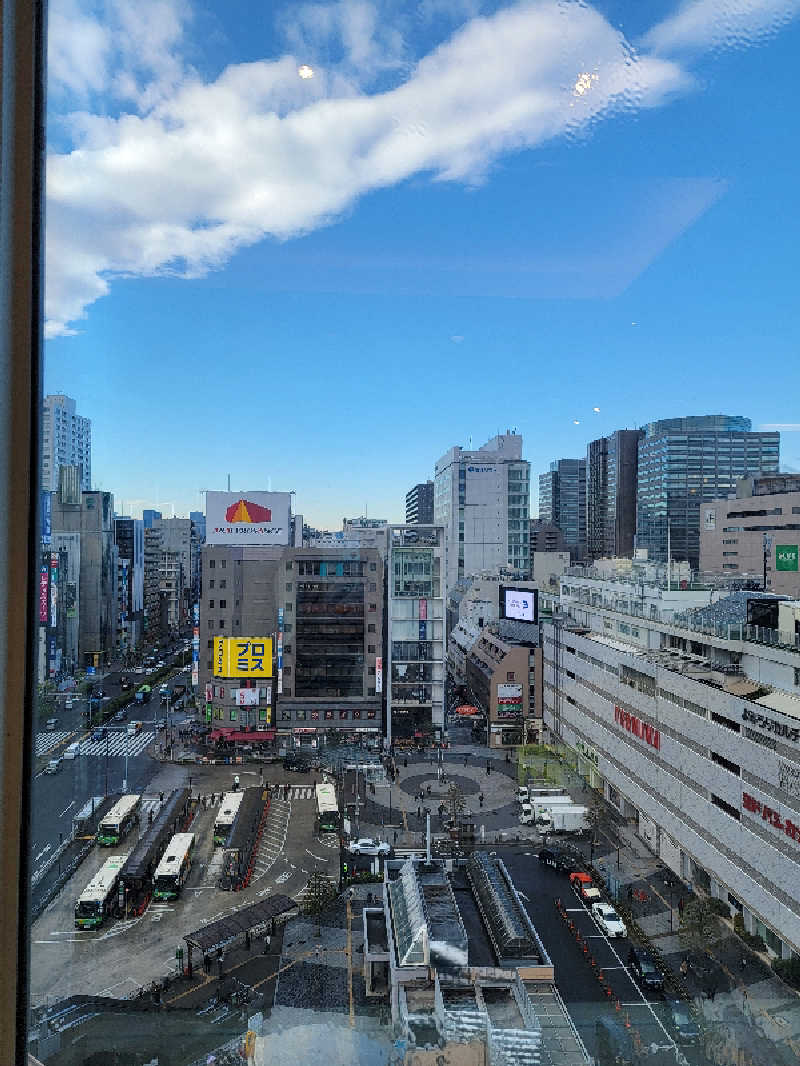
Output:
501 846 704 1065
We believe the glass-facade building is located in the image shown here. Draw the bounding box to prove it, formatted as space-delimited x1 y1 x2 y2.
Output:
386 525 445 744
538 457 586 559
636 415 780 569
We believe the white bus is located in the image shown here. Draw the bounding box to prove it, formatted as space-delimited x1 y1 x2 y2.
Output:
315 782 340 833
152 832 195 900
74 852 130 929
213 791 244 846
96 794 141 846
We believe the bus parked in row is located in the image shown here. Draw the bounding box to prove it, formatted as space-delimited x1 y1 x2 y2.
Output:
74 853 130 929
315 782 339 833
152 832 195 900
213 791 244 846
96 795 141 846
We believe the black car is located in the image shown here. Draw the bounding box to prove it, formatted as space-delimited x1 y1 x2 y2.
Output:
537 848 577 873
595 1017 635 1066
666 999 700 1045
283 753 312 772
628 947 664 993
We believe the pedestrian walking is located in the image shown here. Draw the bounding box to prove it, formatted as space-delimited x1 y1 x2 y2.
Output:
464 755 469 768
403 756 408 769
479 793 484 809
627 884 634 903
678 896 685 916
417 806 421 820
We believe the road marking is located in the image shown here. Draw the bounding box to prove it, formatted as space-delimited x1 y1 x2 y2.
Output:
59 800 76 818
275 871 291 884
34 844 51 862
305 848 327 862
518 890 530 901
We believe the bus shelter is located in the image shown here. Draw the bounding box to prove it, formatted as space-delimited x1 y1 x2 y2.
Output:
182 894 296 976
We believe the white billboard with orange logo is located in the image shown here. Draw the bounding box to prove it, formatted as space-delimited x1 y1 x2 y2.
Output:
206 491 291 545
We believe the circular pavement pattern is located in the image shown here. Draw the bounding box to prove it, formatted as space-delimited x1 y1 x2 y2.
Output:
398 772 481 799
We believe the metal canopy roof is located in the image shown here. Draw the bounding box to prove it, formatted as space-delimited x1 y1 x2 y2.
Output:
183 894 295 954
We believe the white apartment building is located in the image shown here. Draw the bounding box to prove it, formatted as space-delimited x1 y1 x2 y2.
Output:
434 433 530 594
42 394 92 492
543 571 800 959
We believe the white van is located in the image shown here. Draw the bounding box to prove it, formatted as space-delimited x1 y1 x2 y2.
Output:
63 741 80 760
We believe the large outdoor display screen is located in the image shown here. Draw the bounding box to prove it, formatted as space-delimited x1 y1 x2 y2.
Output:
499 586 538 624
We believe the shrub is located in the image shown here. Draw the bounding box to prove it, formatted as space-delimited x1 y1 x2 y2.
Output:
772 957 800 991
733 913 745 936
707 897 731 918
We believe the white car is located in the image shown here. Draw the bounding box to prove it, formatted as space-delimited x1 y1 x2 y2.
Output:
347 837 391 857
592 902 627 938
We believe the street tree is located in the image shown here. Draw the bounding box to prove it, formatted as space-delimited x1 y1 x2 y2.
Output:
678 897 722 953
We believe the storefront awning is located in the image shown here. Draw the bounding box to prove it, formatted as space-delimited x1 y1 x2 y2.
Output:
209 729 275 742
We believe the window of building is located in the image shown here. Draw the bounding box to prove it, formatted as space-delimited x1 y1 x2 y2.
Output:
370 562 377 571
286 582 292 591
710 794 740 820
208 599 214 608
506 671 515 681
722 563 739 569
219 619 225 628
722 551 738 557
369 603 376 611
221 559 226 568
710 751 740 776
368 624 376 633
209 578 215 588
711 711 740 732
286 561 293 571
219 599 226 608
368 644 375 653
219 579 226 588
367 687 376 696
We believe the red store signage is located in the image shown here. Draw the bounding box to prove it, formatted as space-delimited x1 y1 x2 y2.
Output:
614 705 660 751
742 791 800 843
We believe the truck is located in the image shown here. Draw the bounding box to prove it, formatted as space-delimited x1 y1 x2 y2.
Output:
171 682 186 700
135 685 151 705
533 796 576 826
549 805 589 834
570 870 602 904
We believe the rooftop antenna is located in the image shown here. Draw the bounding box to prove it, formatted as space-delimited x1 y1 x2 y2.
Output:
227 474 231 491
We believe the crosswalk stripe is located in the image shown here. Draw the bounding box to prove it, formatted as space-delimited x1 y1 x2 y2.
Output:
78 732 155 758
35 731 72 756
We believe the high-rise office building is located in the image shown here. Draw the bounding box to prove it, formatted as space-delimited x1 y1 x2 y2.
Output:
538 458 586 559
41 394 91 492
434 433 530 593
636 415 780 568
586 429 642 560
405 481 434 525
142 509 162 529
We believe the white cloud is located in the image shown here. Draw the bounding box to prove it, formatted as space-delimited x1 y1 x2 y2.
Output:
759 423 800 431
450 335 465 343
642 0 800 55
46 0 693 336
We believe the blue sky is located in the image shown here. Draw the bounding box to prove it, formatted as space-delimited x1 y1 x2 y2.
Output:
44 0 800 525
